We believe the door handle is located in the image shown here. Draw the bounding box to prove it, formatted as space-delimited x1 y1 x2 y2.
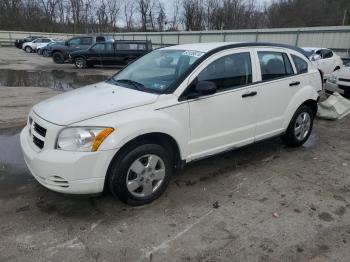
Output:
242 91 257 98
289 81 300 86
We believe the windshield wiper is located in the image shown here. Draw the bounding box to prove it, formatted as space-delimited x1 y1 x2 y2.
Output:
114 79 146 91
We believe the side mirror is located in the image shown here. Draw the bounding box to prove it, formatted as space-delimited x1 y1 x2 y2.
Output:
195 81 217 95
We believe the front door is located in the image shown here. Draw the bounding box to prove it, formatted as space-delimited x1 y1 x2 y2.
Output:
186 50 258 160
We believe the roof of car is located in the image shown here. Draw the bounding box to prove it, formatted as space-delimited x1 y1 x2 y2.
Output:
163 42 307 56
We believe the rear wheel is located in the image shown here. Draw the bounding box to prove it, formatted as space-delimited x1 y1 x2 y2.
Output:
25 46 32 53
282 105 314 147
108 143 173 205
52 52 64 64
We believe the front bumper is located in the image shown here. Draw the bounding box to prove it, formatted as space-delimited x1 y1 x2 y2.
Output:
20 126 118 194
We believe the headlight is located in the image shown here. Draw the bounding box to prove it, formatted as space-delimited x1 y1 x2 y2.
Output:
328 73 338 84
56 127 114 152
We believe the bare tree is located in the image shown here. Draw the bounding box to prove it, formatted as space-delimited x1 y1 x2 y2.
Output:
169 0 180 30
138 0 150 31
156 1 166 31
106 0 121 29
124 1 135 30
182 0 205 31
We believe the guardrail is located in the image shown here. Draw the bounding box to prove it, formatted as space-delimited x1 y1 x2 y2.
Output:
1 26 350 57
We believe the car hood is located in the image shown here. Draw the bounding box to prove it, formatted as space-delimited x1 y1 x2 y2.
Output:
33 81 159 126
337 67 350 78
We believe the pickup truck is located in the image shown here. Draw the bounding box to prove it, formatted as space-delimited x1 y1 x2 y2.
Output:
50 36 106 64
69 40 152 68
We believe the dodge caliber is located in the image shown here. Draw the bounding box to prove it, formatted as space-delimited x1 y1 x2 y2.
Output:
21 42 322 205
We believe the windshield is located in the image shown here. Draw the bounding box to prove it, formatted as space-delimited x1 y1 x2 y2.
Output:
111 49 205 93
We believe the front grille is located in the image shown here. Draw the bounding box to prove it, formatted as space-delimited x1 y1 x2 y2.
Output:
33 136 44 149
34 123 47 137
339 78 350 83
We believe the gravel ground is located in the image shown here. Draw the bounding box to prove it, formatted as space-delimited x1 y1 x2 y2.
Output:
0 47 350 262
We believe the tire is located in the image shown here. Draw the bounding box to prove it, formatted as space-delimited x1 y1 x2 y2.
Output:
43 50 49 57
74 57 87 69
37 48 42 55
108 143 173 205
282 105 314 147
24 46 32 53
52 52 64 64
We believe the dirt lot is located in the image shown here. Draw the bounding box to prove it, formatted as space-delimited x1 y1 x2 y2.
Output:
1 47 350 262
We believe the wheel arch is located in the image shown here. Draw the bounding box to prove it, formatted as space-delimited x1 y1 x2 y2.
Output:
105 132 183 190
283 86 319 129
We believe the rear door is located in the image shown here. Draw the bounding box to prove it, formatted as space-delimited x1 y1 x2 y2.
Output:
253 48 298 140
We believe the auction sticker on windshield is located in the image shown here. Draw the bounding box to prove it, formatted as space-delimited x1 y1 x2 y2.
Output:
182 50 205 58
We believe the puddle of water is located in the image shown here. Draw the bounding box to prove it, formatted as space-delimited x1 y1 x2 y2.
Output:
0 69 108 91
0 132 26 171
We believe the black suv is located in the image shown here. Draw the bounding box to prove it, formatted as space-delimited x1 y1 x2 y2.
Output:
69 40 152 68
51 36 106 64
14 36 43 49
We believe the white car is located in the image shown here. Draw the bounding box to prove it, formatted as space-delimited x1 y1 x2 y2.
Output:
22 38 54 53
302 47 343 80
326 62 350 97
20 42 322 205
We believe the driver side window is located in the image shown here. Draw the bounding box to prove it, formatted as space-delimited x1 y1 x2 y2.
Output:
198 52 252 91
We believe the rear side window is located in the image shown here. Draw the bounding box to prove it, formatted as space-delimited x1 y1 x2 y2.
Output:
116 43 147 51
42 39 51 43
291 55 308 74
258 51 294 81
198 52 252 91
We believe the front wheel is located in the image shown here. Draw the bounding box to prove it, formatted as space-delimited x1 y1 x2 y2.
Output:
74 57 87 68
282 105 314 147
52 52 64 64
108 143 173 205
25 46 32 53
42 50 49 57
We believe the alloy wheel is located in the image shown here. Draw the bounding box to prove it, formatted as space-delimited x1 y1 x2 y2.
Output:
294 112 311 141
126 154 166 197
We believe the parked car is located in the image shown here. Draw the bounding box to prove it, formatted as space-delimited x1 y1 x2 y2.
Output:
37 39 65 57
20 42 322 205
14 36 42 49
69 40 152 68
50 36 106 64
325 61 350 98
302 47 343 80
22 38 54 53
39 41 65 57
